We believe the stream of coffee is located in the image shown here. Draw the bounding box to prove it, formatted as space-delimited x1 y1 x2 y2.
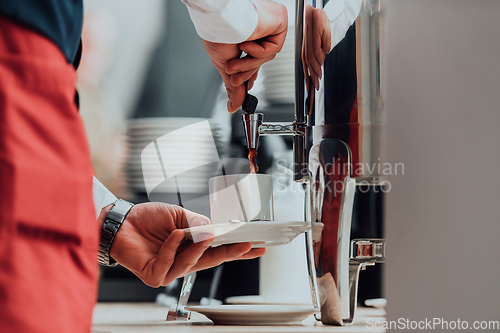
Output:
248 148 258 174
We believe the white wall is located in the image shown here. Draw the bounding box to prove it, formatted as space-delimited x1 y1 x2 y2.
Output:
384 0 500 328
83 0 165 116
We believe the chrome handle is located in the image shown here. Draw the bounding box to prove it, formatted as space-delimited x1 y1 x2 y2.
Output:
350 239 386 264
166 272 197 321
343 239 385 325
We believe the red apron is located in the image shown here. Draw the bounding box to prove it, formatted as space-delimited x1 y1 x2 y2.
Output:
0 18 98 332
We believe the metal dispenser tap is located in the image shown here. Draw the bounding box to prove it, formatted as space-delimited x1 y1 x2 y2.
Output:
242 0 386 326
241 79 296 149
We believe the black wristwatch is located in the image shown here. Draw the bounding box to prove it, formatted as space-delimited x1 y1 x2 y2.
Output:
98 199 134 267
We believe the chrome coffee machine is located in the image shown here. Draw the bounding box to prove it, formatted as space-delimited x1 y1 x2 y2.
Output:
242 0 385 325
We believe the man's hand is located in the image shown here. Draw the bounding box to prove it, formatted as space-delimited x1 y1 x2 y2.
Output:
202 0 288 112
201 41 247 113
302 5 331 92
100 202 265 288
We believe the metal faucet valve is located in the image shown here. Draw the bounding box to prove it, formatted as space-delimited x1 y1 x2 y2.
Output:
242 112 263 150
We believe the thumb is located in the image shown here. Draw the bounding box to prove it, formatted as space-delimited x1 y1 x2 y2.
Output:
182 208 214 244
227 83 246 113
182 208 211 228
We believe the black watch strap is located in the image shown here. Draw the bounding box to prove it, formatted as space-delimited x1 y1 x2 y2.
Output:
98 199 134 267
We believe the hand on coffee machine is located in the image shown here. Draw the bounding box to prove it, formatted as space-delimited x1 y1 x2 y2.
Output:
302 5 331 92
98 202 265 288
201 0 288 112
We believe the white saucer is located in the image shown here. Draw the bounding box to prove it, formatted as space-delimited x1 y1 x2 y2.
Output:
184 304 318 325
365 298 387 309
183 221 310 247
225 295 311 306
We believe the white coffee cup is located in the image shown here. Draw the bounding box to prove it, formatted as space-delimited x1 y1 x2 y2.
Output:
209 174 274 224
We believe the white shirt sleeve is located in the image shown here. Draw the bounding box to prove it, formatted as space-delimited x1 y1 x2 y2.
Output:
324 0 362 52
93 176 117 219
181 0 259 43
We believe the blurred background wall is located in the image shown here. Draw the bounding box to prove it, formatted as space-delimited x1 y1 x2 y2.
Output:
384 0 500 326
81 0 165 117
78 0 165 196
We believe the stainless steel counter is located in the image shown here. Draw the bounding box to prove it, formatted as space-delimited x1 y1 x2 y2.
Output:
92 303 385 333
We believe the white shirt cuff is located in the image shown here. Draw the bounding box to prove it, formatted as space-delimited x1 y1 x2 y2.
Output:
93 176 117 219
182 0 259 43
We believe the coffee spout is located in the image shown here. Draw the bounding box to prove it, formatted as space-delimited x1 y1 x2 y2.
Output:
242 112 263 149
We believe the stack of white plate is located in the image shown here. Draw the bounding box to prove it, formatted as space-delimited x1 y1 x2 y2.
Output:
261 0 295 104
125 117 221 194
